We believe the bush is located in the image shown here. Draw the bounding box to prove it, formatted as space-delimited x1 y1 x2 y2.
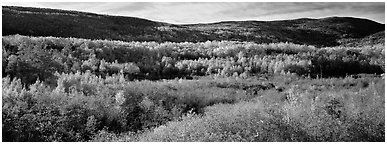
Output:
2 73 142 141
279 81 385 141
137 78 384 142
283 64 309 76
138 101 285 142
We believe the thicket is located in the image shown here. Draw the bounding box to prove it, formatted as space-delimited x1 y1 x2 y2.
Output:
2 35 385 142
2 71 253 141
138 77 385 142
3 72 384 142
2 35 384 86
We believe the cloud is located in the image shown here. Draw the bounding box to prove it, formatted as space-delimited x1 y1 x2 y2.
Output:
91 3 155 14
215 2 384 23
2 2 384 24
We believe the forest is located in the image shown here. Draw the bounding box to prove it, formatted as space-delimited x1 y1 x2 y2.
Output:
2 34 385 141
3 6 385 47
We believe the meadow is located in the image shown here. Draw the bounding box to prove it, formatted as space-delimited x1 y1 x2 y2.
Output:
2 34 385 142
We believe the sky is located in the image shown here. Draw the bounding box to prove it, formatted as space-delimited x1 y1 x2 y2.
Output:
2 1 385 24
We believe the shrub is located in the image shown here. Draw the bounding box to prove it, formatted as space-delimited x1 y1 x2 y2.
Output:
2 73 143 141
138 101 286 142
137 78 384 142
279 81 385 141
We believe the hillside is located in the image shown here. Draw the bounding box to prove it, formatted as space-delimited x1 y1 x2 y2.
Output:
2 6 385 47
339 31 385 47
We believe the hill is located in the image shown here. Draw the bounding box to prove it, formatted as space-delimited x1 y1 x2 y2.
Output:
2 6 385 47
339 31 385 47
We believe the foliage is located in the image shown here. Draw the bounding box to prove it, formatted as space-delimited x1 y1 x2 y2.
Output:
1 34 384 142
3 35 384 86
3 6 384 47
2 72 251 142
137 78 385 142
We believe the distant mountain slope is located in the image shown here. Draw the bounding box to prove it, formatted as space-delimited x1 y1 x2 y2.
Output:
339 31 385 47
2 6 385 47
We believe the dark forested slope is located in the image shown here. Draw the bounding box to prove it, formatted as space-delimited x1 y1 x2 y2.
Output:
340 31 385 47
2 6 385 47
